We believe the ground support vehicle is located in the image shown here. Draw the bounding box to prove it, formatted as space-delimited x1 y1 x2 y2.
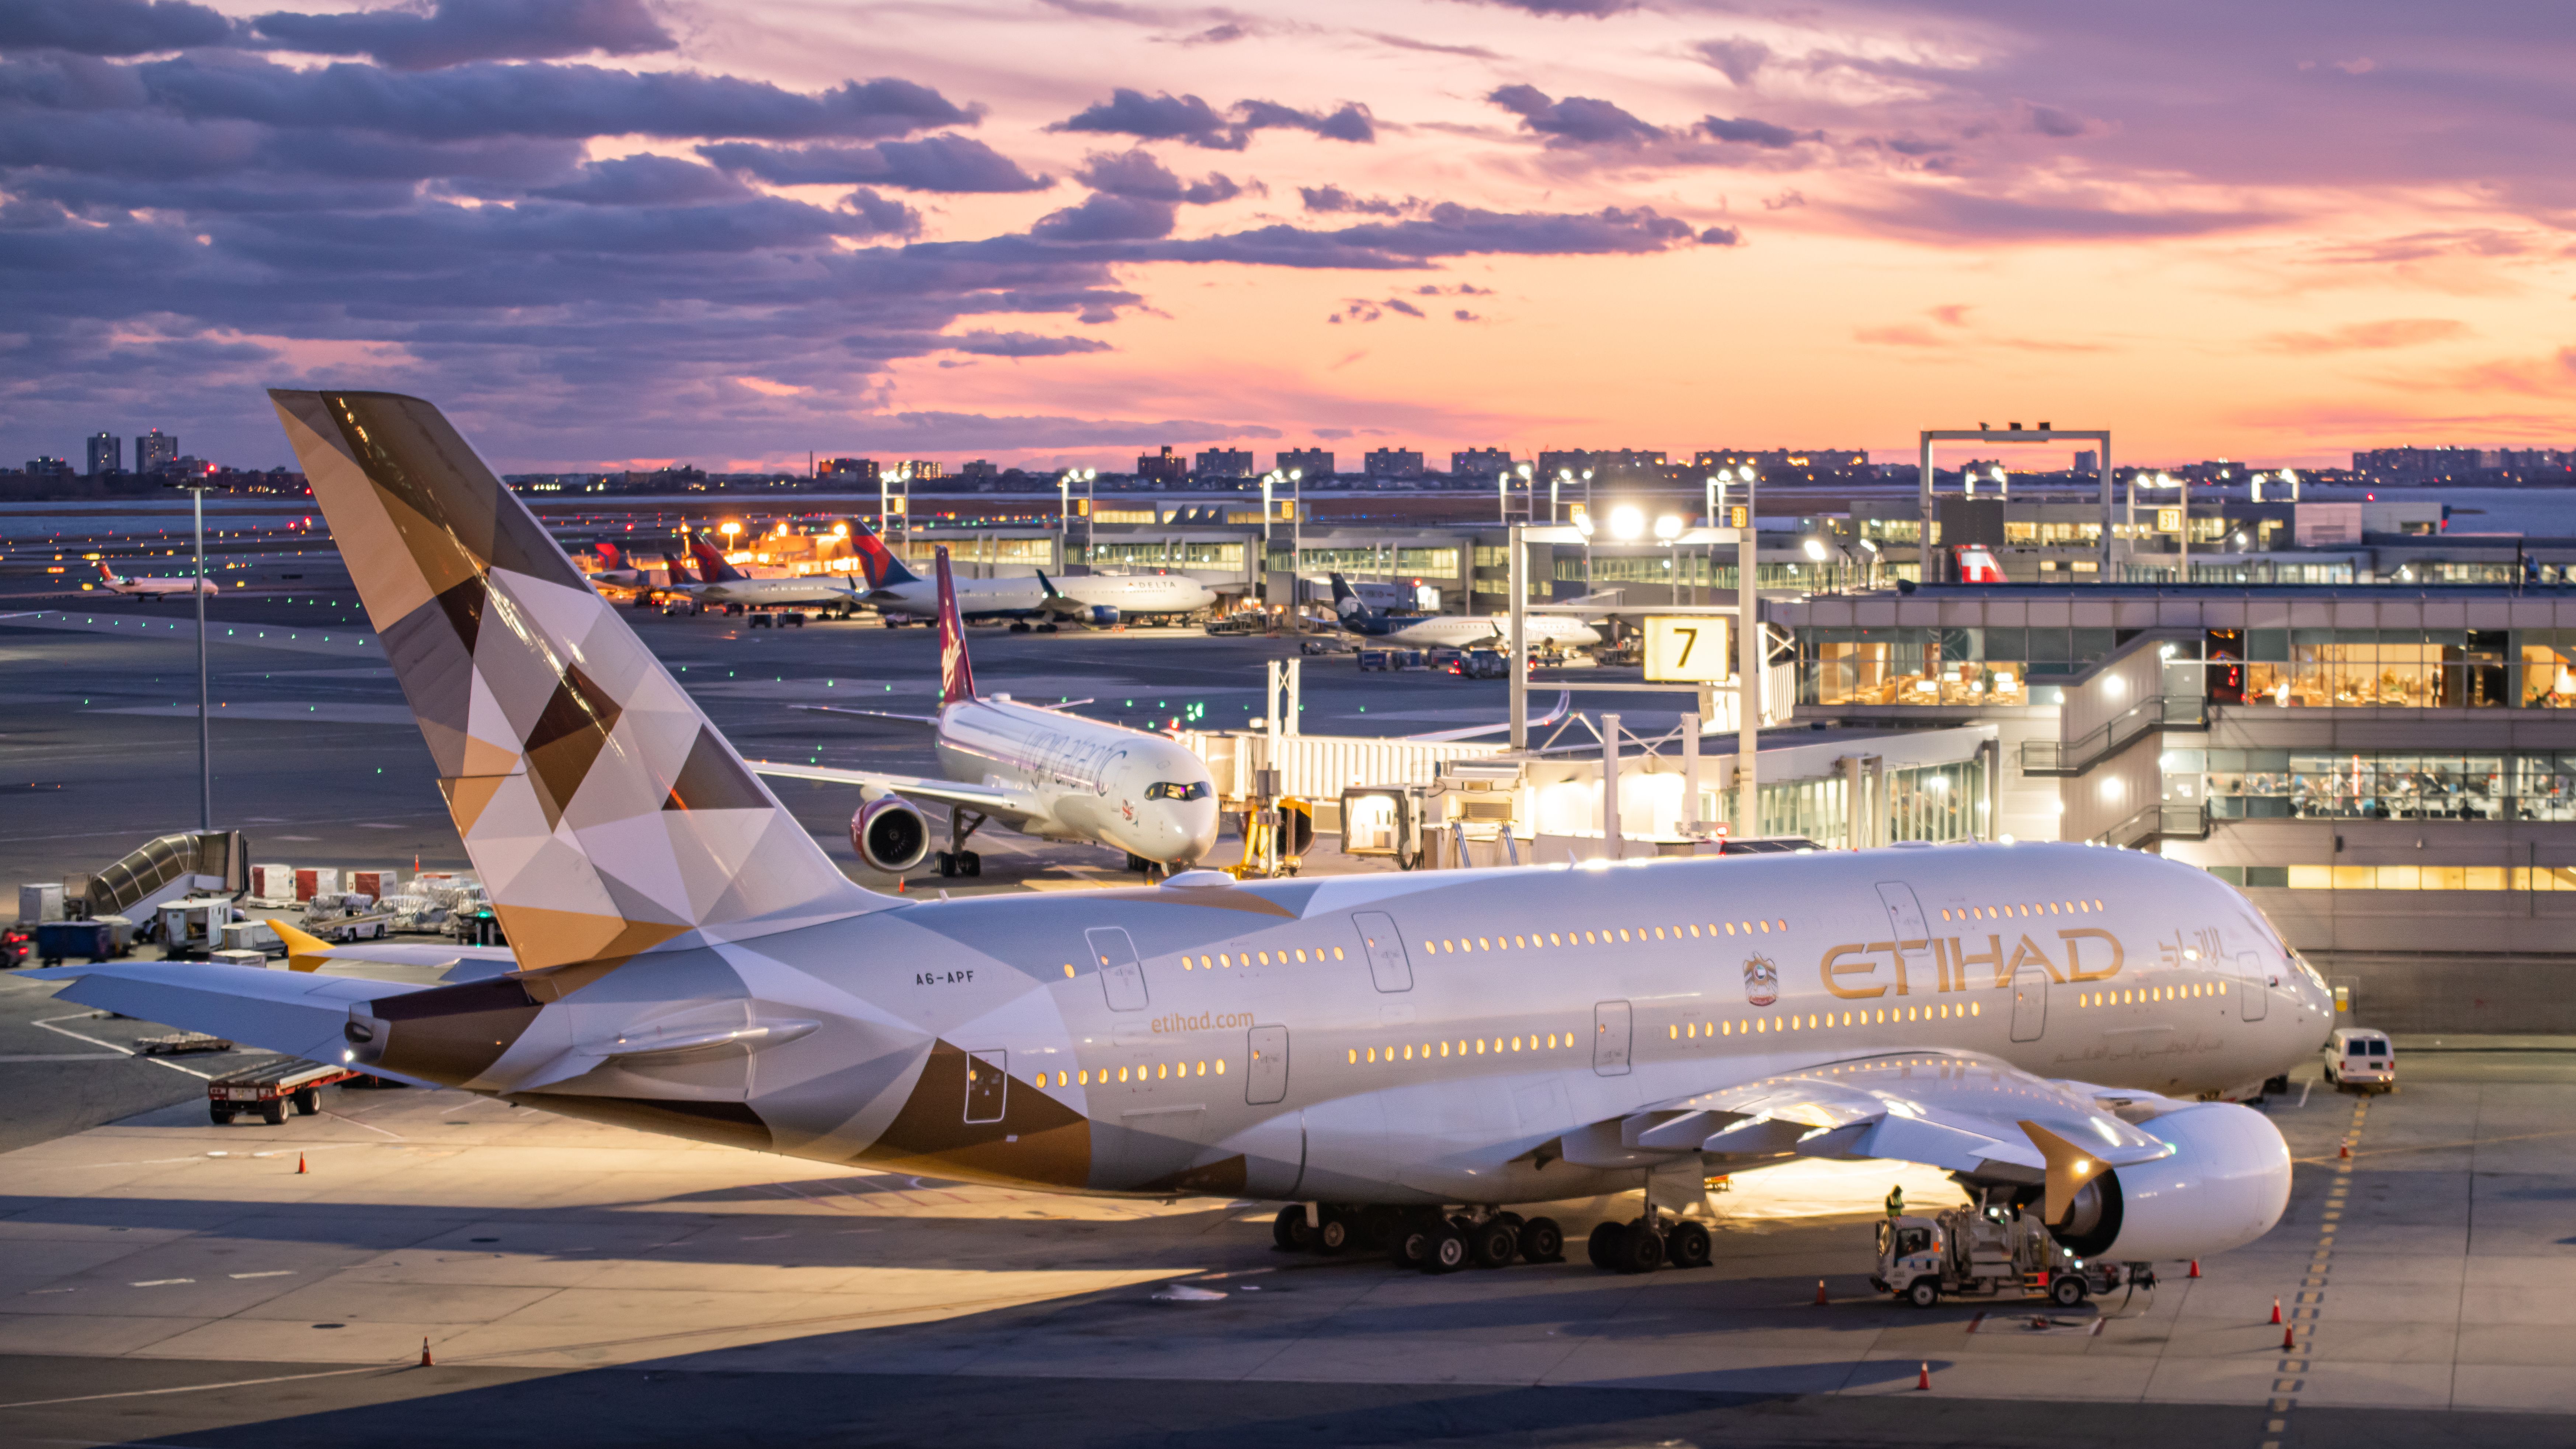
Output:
136 1032 234 1056
2322 1027 2396 1092
1452 649 1508 680
1872 1204 2145 1309
208 1059 360 1125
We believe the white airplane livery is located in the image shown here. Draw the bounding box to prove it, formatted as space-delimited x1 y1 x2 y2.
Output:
1330 574 1600 650
850 521 1217 628
752 548 1220 877
670 535 866 612
94 560 219 597
38 390 2322 1285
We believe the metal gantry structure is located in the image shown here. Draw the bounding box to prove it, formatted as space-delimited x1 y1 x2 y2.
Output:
1918 426 2113 576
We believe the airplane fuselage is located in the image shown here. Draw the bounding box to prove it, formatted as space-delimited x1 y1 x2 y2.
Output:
878 573 1216 621
682 575 864 608
1348 613 1602 649
932 695 1220 863
456 842 2329 1205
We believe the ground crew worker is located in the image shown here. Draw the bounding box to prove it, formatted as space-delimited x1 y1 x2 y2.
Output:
1885 1185 1904 1218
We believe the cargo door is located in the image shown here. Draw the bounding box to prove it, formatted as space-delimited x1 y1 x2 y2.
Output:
1351 911 1414 993
964 1048 1008 1123
2236 951 2270 1022
2010 966 2048 1042
1245 1025 1289 1105
1874 882 1937 996
1593 1000 1633 1076
1085 927 1149 1012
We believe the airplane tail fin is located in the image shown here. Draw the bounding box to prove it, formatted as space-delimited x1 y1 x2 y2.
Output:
934 546 977 706
658 548 696 585
592 541 622 572
845 519 921 590
1327 573 1370 619
688 534 750 584
267 389 882 991
95 560 121 585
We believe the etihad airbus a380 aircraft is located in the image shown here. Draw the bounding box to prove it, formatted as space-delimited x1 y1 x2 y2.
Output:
38 390 2322 1282
750 547 1220 878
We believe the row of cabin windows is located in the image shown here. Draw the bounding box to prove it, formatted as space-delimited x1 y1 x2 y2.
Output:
1349 1032 1576 1065
1037 1059 1227 1089
1180 946 1345 970
2078 983 2224 1008
1422 919 1791 956
1938 899 2106 923
1668 1002 1982 1040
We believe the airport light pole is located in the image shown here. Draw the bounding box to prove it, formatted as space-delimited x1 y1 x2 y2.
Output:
164 473 214 831
1735 468 1759 841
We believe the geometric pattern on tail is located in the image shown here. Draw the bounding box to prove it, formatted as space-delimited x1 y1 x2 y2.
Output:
269 390 881 992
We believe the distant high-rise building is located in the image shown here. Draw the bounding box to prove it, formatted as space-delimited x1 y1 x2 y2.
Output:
903 459 944 481
86 432 120 477
1363 448 1424 480
1136 446 1187 484
2074 450 2099 475
959 459 998 481
1451 447 1513 481
820 457 879 485
1194 447 1255 478
1276 448 1332 479
1692 448 1866 473
26 456 72 479
2353 446 2482 482
135 429 177 475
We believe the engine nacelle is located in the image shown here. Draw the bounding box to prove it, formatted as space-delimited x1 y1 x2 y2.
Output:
2050 1102 2291 1262
849 792 930 872
1084 604 1119 627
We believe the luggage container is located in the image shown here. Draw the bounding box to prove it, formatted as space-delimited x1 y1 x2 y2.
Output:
35 918 121 965
157 898 232 957
249 864 296 902
17 883 63 925
350 870 397 899
218 919 282 956
210 948 271 969
293 868 341 902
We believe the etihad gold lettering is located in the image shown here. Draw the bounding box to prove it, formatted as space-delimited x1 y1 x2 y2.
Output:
2059 928 2123 981
1821 943 1888 999
1866 941 1912 995
1952 934 2006 989
1898 940 1928 994
2006 934 2063 983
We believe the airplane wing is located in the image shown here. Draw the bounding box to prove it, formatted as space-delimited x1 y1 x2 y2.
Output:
791 703 941 725
28 960 435 1065
1405 691 1572 742
1028 698 1096 712
748 762 1043 824
1567 1050 2180 1220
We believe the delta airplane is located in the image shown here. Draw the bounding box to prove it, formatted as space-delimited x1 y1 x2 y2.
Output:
848 520 1217 629
666 534 867 613
93 560 219 598
38 389 2321 1286
1329 574 1601 651
753 546 1220 878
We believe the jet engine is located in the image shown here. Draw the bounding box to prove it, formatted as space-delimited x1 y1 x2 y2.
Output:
849 791 931 872
1081 605 1119 627
2045 1102 2291 1261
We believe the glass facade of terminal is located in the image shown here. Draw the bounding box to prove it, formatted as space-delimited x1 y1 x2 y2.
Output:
2169 748 2576 820
1705 758 1988 850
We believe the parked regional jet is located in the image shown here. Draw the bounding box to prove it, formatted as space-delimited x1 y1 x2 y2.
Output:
1329 574 1600 651
39 390 2323 1287
666 534 866 612
94 560 218 598
580 541 647 587
753 547 1220 878
849 520 1216 628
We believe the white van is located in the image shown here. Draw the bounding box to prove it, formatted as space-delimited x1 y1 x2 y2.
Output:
2323 1028 2395 1093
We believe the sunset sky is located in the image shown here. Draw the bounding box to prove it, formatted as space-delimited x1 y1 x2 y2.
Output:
3 0 2569 473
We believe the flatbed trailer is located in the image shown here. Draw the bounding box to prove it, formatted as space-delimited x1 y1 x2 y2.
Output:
208 1059 359 1125
135 1032 234 1057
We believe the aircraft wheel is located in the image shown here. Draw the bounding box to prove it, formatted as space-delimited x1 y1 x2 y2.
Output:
1586 1221 1623 1270
1313 1213 1352 1256
1272 1206 1312 1252
959 852 982 877
1009 622 1031 633
1665 1220 1712 1270
1613 1222 1664 1275
1421 1224 1470 1275
1518 1216 1565 1264
1467 1219 1519 1269
1390 1217 1433 1269
1037 623 1058 634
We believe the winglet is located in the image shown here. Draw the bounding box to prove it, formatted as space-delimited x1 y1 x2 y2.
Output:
934 546 976 706
2018 1119 2114 1226
268 917 333 973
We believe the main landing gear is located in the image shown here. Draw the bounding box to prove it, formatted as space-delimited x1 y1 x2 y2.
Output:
1271 1205 1567 1273
1582 1212 1712 1275
935 806 986 878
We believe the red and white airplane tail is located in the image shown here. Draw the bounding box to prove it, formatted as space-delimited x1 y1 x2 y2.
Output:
1955 546 2008 584
934 546 976 707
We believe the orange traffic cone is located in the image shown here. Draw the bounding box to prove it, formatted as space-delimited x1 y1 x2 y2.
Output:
296 1153 307 1175
1916 1362 1931 1391
2281 1323 2296 1352
896 878 905 894
2187 1259 2200 1279
2339 1140 2350 1159
420 1337 434 1367
1815 1279 1829 1306
2270 1297 2283 1325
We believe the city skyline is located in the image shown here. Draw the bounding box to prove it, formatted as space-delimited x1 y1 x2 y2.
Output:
1 0 2568 475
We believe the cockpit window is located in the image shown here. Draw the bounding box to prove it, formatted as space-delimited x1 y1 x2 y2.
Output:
1145 781 1210 802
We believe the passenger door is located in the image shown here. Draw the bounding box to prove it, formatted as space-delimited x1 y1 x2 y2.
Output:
1351 911 1414 993
1594 1000 1633 1076
2010 966 2048 1042
964 1048 1008 1124
1245 1025 1289 1105
1085 927 1149 1012
1874 882 1937 994
2236 951 2270 1022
